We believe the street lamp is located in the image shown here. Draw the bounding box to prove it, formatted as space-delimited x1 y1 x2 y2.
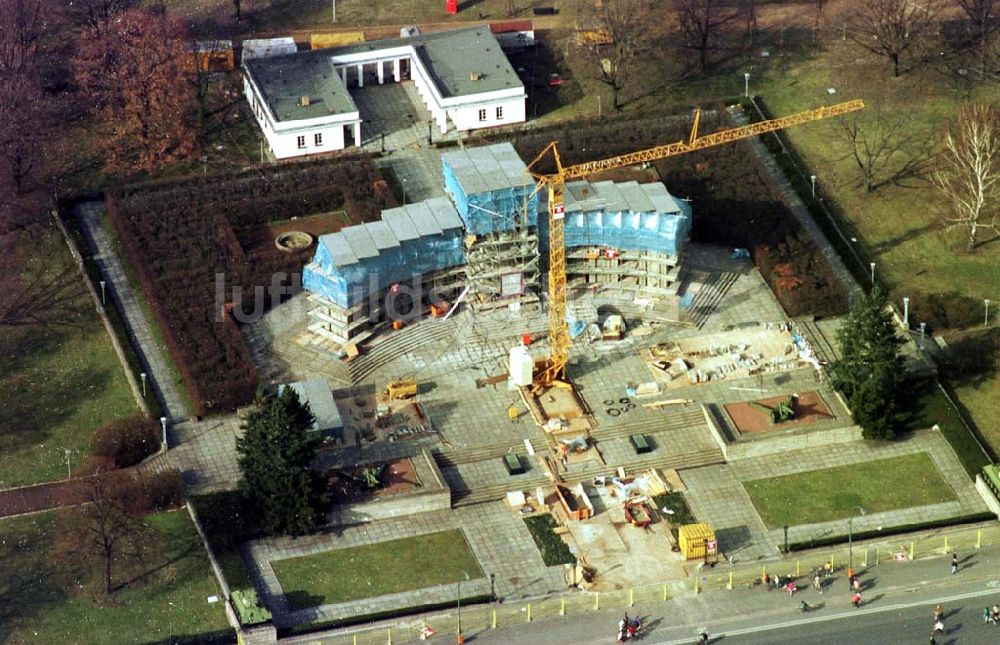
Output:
920 322 927 349
744 72 750 98
810 174 816 198
848 507 866 577
140 372 147 398
99 280 106 305
986 299 991 327
869 262 876 284
64 448 72 479
160 416 168 449
456 570 470 644
902 296 910 327
401 178 408 205
332 0 336 22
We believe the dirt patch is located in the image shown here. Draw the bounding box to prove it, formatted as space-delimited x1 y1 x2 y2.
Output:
325 457 421 502
724 390 833 434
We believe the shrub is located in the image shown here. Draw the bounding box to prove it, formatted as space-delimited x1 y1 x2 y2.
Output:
940 329 1000 381
137 469 185 511
908 291 984 332
523 514 576 566
90 414 160 468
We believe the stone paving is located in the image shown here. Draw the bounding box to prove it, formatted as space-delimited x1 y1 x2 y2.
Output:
355 82 461 154
245 502 563 628
75 201 190 424
682 428 988 563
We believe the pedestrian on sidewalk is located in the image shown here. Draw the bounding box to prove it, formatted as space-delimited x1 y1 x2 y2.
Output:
934 605 944 622
951 552 958 574
852 576 861 592
813 574 822 593
852 591 862 608
823 561 833 578
985 607 991 624
618 617 626 643
786 581 796 596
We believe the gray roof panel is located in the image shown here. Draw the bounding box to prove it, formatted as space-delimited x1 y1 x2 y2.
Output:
382 207 420 241
340 225 379 260
424 196 464 230
365 220 400 250
405 201 444 237
618 181 656 213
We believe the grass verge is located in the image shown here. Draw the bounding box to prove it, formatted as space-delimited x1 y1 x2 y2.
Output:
743 453 958 528
272 529 483 609
523 514 577 566
0 226 138 488
902 380 992 478
0 509 230 644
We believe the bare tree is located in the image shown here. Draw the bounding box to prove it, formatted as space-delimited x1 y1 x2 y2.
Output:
676 0 741 75
831 104 925 192
581 0 653 110
848 0 943 77
956 0 1000 68
932 103 1000 249
232 0 241 22
744 0 758 46
53 474 156 596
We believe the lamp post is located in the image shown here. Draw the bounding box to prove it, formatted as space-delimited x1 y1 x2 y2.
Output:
869 262 876 284
920 322 926 348
99 280 106 305
331 0 336 22
140 372 147 398
903 296 909 327
986 299 991 328
401 178 408 205
456 570 470 644
160 416 168 449
848 507 866 578
744 72 750 98
810 174 816 198
64 448 72 479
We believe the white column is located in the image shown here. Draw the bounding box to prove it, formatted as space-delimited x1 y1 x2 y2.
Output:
357 63 364 88
438 112 448 134
393 58 401 82
377 60 384 85
353 122 361 147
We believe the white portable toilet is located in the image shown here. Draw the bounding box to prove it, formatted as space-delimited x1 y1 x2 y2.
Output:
509 345 533 387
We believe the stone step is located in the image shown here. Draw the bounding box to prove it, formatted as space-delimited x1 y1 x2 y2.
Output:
432 439 540 467
687 271 740 329
798 320 840 366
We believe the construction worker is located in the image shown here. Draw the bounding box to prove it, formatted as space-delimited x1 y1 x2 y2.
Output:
508 405 519 423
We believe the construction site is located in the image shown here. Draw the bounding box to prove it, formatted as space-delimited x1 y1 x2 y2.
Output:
236 99 989 627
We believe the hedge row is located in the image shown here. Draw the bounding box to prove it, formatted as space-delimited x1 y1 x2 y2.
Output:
785 512 996 552
107 154 391 415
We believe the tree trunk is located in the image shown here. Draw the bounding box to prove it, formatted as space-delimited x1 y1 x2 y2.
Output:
969 222 979 249
104 556 113 595
890 53 900 77
612 85 621 110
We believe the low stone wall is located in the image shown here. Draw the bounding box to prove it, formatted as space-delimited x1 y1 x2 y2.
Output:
726 424 862 460
329 448 450 525
975 474 1000 518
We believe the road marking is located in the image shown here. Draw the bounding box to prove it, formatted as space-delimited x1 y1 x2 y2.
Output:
653 586 1000 644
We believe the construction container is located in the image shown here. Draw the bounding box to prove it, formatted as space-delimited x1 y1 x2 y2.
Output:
521 332 532 346
392 320 404 330
678 523 716 560
509 345 533 387
382 379 417 400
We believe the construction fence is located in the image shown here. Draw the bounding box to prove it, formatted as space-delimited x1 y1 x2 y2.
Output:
292 522 1000 645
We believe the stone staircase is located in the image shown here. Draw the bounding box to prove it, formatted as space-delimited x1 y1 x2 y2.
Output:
347 317 459 384
797 319 840 366
685 271 740 329
432 439 540 468
589 407 707 442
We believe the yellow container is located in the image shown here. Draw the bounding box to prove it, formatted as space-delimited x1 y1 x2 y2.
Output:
678 523 716 560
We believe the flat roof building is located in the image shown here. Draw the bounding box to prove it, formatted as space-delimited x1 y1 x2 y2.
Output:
242 27 527 159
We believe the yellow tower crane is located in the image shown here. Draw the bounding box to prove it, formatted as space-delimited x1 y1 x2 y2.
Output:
526 99 864 387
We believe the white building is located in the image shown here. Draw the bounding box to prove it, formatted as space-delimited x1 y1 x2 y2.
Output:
243 27 527 160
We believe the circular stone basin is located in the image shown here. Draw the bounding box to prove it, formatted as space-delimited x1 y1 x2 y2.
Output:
275 231 314 252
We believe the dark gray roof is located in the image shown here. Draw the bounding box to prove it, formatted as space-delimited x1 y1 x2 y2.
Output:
245 51 357 122
329 27 521 99
563 180 682 215
279 379 343 432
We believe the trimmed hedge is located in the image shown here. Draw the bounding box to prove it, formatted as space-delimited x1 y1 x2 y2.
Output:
90 413 160 468
785 512 996 552
231 588 272 626
280 594 494 636
524 514 577 566
106 154 393 415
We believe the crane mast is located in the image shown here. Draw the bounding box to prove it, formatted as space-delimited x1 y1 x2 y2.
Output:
527 99 864 387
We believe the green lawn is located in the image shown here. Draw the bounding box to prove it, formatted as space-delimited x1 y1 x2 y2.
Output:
902 380 992 477
272 529 483 609
743 453 958 528
0 509 231 644
0 228 138 488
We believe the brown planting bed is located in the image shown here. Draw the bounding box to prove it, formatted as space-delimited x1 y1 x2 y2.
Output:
723 390 833 434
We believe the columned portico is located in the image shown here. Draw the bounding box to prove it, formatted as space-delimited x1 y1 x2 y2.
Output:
353 122 361 147
377 60 384 84
393 58 401 82
357 63 364 88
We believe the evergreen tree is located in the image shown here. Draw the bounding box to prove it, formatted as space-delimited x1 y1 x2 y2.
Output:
236 387 326 536
831 288 906 440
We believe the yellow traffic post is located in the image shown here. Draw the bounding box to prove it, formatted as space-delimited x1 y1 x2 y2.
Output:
695 577 700 594
796 561 800 576
831 556 835 571
727 572 733 590
353 635 357 645
387 628 392 645
863 549 868 568
527 604 531 622
944 536 949 554
875 547 879 566
492 609 497 629
560 598 565 616
977 530 982 549
629 589 634 607
910 542 915 560
762 564 766 580
595 592 600 611
663 583 669 600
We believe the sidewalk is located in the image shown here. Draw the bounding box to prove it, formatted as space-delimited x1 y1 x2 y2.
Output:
75 200 190 424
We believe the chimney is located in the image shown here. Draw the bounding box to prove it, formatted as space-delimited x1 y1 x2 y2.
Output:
469 72 481 81
299 95 311 106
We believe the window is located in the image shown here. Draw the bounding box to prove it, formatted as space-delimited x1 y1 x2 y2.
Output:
496 106 504 120
478 109 487 122
296 135 305 149
314 132 323 146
